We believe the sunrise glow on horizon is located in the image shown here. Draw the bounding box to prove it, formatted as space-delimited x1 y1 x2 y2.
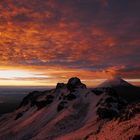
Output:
0 68 139 87
0 0 140 87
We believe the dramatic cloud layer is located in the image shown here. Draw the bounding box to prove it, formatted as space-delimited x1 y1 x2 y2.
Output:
0 0 140 86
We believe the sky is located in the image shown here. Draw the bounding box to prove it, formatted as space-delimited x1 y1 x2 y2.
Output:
0 0 140 87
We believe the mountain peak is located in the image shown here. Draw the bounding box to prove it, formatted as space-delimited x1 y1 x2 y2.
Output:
0 77 139 140
98 76 132 88
67 77 86 91
67 77 81 85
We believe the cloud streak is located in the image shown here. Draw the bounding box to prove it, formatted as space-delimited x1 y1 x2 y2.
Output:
0 0 140 86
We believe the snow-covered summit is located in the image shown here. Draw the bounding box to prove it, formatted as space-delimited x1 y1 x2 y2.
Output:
98 76 132 88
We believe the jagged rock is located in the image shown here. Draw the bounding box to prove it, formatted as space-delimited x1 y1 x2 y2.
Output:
19 91 41 107
117 98 128 109
119 102 140 121
67 77 86 91
79 83 87 89
64 93 77 101
68 77 81 85
46 95 54 103
19 90 55 110
97 107 118 119
57 101 67 112
15 113 23 120
36 101 47 110
36 95 54 110
96 90 127 120
92 89 103 95
56 83 66 89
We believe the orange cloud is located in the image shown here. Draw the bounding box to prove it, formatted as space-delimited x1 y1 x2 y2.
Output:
0 0 140 86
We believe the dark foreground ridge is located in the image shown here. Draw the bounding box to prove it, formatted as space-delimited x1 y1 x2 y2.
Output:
0 77 140 140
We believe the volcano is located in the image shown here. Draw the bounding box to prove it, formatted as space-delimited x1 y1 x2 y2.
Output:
98 76 133 88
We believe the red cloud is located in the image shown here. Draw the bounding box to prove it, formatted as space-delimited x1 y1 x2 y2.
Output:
0 0 139 86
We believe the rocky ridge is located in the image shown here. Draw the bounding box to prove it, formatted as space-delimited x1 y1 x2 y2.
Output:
0 77 139 140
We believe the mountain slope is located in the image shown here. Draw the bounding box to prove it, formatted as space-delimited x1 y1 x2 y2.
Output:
98 76 133 88
97 77 140 102
0 77 139 140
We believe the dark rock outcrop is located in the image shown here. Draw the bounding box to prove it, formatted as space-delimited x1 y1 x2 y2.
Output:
96 88 127 120
36 101 48 110
64 93 77 101
56 83 66 89
119 101 140 121
92 89 103 95
19 91 41 107
15 113 23 120
97 107 119 119
67 77 86 92
36 95 54 110
57 101 68 112
18 90 55 110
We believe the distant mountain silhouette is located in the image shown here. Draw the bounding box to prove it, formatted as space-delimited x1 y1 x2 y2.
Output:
97 77 140 102
98 76 133 88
